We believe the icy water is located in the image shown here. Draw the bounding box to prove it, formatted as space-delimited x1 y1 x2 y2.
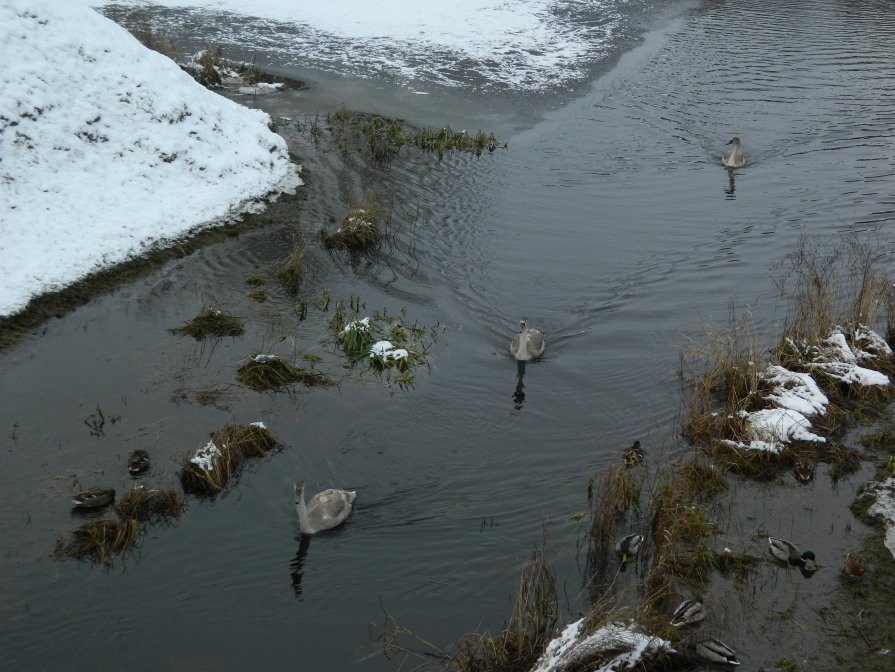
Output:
3 0 895 670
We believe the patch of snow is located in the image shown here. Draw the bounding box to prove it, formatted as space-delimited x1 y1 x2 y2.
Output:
370 340 410 363
252 354 279 363
532 618 674 672
1 0 299 317
806 326 891 387
249 421 267 429
762 365 828 417
342 317 371 333
747 408 826 445
866 477 895 560
190 440 221 472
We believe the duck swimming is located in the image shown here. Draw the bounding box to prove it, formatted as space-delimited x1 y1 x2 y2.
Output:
128 449 150 474
670 598 705 628
768 536 817 569
623 440 643 468
721 136 745 168
691 638 740 666
72 487 115 509
294 480 356 535
509 318 545 362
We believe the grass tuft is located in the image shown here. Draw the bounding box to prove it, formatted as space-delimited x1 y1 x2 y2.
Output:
115 488 184 523
237 354 330 391
169 307 244 339
322 192 382 251
277 241 306 294
179 423 281 496
53 518 139 566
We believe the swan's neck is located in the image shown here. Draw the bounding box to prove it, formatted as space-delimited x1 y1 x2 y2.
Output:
295 489 314 534
518 330 529 352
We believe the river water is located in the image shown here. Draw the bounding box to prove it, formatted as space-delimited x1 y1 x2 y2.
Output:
2 0 895 669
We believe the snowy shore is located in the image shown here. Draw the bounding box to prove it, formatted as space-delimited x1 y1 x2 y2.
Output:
0 0 299 318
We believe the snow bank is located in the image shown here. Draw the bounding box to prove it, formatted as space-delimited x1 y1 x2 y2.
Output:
0 0 299 317
531 618 673 672
865 477 895 560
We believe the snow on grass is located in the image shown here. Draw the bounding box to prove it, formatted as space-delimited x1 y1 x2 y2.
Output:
728 326 891 453
0 0 300 317
189 440 221 472
531 618 674 672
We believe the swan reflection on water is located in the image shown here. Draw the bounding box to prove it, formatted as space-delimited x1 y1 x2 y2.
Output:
290 534 312 597
513 361 526 409
724 168 737 198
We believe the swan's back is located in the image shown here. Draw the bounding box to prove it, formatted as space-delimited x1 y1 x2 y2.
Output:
308 488 356 527
294 480 356 534
721 137 745 168
510 319 546 361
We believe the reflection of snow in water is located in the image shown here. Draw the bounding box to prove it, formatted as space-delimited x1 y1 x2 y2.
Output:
90 0 639 91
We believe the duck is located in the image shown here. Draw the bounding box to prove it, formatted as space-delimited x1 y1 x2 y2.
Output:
128 449 150 474
842 552 865 578
691 638 740 666
294 480 357 535
71 487 115 509
615 533 644 563
792 458 815 483
768 536 817 568
509 318 546 362
721 136 745 168
623 440 644 468
670 598 705 628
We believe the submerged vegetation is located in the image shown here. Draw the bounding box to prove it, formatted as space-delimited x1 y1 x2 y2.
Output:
169 307 244 339
237 354 330 392
323 104 507 163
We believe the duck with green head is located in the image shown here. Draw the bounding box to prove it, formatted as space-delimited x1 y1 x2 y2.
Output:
768 536 817 570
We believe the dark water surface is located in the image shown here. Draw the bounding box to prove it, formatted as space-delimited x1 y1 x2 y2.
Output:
3 1 895 669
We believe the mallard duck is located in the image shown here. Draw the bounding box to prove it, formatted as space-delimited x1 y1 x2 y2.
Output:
510 318 545 362
670 598 705 628
792 459 815 483
691 638 740 666
721 137 745 168
842 552 865 578
624 441 644 468
616 533 644 563
128 449 150 474
294 480 356 535
72 487 115 509
768 536 816 568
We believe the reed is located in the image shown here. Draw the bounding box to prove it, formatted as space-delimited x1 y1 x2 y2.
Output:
237 354 329 391
115 488 184 523
277 241 306 294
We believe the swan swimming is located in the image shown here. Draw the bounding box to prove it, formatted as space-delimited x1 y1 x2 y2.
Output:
509 318 546 361
721 136 745 168
294 480 356 535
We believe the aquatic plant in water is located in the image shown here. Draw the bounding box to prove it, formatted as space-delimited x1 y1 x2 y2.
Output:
237 353 329 391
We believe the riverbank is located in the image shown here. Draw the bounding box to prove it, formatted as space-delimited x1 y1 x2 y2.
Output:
2 1 895 670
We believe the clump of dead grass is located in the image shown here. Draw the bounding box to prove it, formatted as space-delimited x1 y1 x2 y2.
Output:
277 241 306 294
115 488 183 523
322 192 382 251
179 423 281 496
169 307 244 339
455 550 557 672
53 518 140 567
237 354 330 391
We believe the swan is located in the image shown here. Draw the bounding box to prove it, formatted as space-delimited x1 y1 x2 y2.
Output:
509 318 545 361
294 480 356 535
721 136 745 168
